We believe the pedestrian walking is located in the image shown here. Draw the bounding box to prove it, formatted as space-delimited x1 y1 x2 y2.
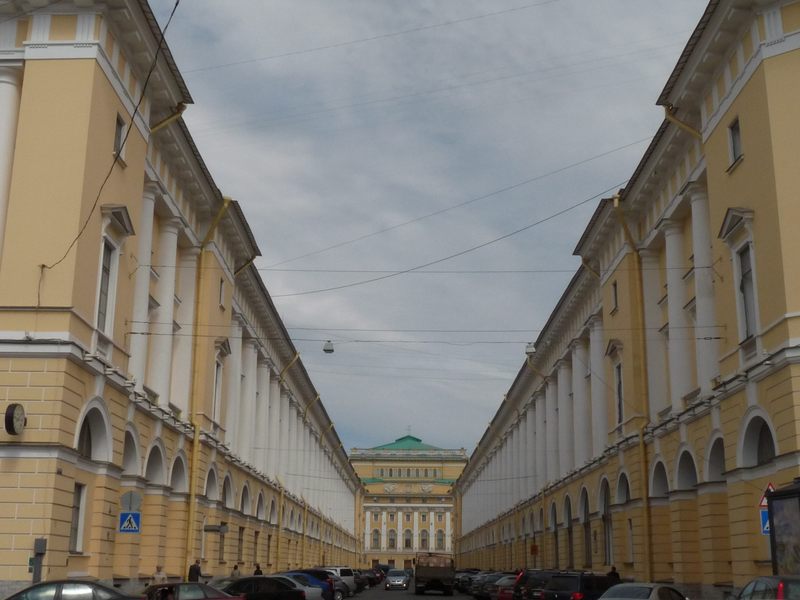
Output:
153 565 167 584
188 559 202 582
607 566 621 583
254 563 263 575
231 564 241 579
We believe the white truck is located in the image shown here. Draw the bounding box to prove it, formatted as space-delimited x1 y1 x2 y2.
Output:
414 552 455 596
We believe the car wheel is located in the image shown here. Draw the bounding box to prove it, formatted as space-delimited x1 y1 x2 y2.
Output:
335 592 343 600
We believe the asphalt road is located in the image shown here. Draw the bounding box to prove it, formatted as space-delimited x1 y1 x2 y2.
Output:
359 583 464 599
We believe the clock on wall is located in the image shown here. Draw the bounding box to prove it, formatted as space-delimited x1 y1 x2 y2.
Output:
4 403 26 435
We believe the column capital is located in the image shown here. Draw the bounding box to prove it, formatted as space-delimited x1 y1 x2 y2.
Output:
160 216 183 236
588 313 603 329
684 181 708 204
180 245 201 259
659 218 684 237
638 247 660 263
243 337 259 350
0 65 22 86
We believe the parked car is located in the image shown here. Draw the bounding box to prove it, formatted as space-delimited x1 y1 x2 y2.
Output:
542 572 615 600
470 573 494 597
476 573 517 600
385 569 411 591
5 581 140 600
488 575 518 600
737 576 800 599
220 576 306 600
281 572 332 600
358 569 380 588
319 568 356 596
269 576 323 600
292 569 337 600
514 570 559 600
351 572 366 593
328 575 350 600
599 583 689 599
145 584 234 600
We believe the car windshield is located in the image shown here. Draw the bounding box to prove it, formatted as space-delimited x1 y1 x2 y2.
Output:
601 585 652 599
497 577 517 587
387 570 406 577
547 576 580 592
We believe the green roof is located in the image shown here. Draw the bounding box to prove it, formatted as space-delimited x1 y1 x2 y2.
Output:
371 435 442 451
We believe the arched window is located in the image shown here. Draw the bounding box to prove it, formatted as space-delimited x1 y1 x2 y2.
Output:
76 405 110 461
616 473 631 504
549 503 559 568
564 496 574 569
651 462 669 497
676 451 698 490
256 493 266 520
145 445 165 485
240 485 251 515
170 456 188 492
436 529 445 550
388 529 397 549
269 499 277 524
600 480 612 566
404 529 413 549
742 416 777 467
205 469 219 501
222 476 234 509
420 529 429 549
707 438 726 482
580 488 591 568
122 430 139 475
372 529 381 549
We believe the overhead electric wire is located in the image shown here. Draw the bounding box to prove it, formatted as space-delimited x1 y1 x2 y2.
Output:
183 0 561 75
270 180 628 298
263 138 649 269
41 0 181 271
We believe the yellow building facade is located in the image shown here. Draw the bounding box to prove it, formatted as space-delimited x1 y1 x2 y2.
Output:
351 436 467 570
0 1 359 595
455 2 800 598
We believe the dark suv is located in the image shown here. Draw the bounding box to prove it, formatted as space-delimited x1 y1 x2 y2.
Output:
513 570 559 600
541 572 615 600
738 576 800 599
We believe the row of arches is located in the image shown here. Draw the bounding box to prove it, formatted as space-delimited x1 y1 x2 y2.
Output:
75 398 342 542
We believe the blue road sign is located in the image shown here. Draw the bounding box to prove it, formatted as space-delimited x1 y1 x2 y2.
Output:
119 511 141 533
760 508 770 535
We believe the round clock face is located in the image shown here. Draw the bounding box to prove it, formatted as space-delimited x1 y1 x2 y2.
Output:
5 403 25 435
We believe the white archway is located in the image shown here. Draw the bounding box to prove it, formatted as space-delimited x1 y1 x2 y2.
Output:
122 427 139 475
144 443 166 485
651 461 669 497
222 475 234 509
675 450 698 490
74 397 113 462
205 468 219 501
740 411 777 468
169 454 188 492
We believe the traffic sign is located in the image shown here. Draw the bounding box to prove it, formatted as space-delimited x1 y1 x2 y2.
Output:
759 483 776 507
119 511 141 533
760 509 770 535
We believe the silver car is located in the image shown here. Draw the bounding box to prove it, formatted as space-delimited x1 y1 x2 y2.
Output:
385 569 411 591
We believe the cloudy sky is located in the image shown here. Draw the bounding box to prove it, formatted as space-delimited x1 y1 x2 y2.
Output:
150 0 707 454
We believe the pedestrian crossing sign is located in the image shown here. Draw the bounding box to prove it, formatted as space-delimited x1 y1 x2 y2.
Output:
760 509 770 535
119 511 141 533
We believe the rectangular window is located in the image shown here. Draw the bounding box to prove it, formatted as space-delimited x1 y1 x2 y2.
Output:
237 526 244 562
219 521 226 563
69 483 86 553
424 468 429 477
615 363 624 424
113 115 126 157
611 280 619 312
389 468 393 477
218 278 225 307
212 360 223 423
254 530 259 563
738 245 757 338
96 239 114 332
421 513 427 522
437 513 443 522
729 118 743 163
405 513 411 522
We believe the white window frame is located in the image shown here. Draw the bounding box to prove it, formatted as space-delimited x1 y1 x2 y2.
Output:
69 483 87 553
614 361 624 425
94 235 121 341
212 357 224 424
728 117 743 166
113 114 128 165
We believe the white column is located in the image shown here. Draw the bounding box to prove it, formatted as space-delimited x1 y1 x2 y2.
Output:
513 423 523 504
287 399 299 493
446 512 452 551
267 374 281 479
503 436 512 511
0 66 22 259
519 411 528 502
365 510 371 550
129 187 157 391
413 510 419 550
535 394 546 491
557 360 573 476
689 187 720 397
663 219 693 412
381 512 387 551
223 319 243 446
428 511 434 547
276 387 289 483
303 422 312 502
589 315 607 457
640 249 668 419
168 246 199 416
571 339 590 467
146 217 181 405
296 411 306 497
526 403 536 497
545 377 559 483
255 360 271 472
239 339 258 462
